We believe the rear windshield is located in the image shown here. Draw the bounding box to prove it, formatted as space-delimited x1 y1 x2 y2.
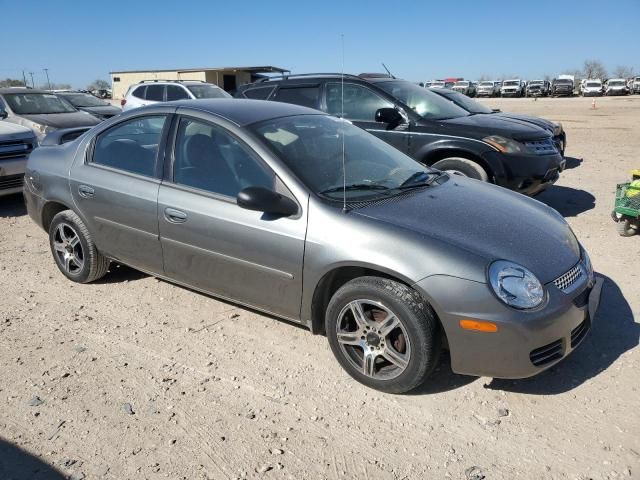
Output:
4 93 77 114
60 93 109 107
186 84 231 99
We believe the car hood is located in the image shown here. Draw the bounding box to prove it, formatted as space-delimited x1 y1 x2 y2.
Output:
0 120 35 139
353 177 579 284
494 112 554 132
20 112 102 129
436 113 548 141
76 105 121 117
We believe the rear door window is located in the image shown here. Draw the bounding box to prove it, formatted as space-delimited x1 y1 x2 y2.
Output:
325 83 393 121
92 115 167 177
145 85 165 101
272 86 320 108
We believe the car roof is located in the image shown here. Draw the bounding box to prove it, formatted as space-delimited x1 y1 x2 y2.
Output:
0 88 52 94
144 98 326 126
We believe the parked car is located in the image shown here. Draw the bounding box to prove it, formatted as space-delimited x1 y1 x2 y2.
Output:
430 88 567 156
121 80 231 111
501 79 525 97
236 74 564 196
429 81 446 89
91 89 111 99
0 88 102 143
57 91 121 120
551 78 574 97
452 81 476 97
0 110 37 196
629 77 640 95
525 80 550 97
605 79 629 96
476 81 501 97
581 80 603 97
23 98 602 393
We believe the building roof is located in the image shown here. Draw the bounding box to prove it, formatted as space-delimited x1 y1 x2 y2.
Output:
110 65 289 75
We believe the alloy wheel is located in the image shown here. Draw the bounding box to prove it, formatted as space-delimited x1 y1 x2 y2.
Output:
52 222 84 274
336 299 411 380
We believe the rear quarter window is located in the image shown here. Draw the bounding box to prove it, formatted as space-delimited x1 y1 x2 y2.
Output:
272 86 320 108
242 86 275 100
132 86 147 99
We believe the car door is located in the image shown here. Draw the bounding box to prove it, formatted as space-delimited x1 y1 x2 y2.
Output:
69 111 172 273
157 112 307 320
321 82 409 154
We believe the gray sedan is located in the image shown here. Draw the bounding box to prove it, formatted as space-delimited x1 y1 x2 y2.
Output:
23 99 602 393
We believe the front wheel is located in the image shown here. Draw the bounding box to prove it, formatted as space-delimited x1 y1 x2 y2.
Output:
326 277 441 393
431 157 489 182
49 210 110 283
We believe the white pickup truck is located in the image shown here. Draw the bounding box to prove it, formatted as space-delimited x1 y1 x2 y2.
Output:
0 106 38 196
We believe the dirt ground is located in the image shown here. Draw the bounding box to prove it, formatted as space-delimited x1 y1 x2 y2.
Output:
1 96 639 480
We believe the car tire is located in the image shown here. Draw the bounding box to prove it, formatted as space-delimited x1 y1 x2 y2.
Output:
616 218 637 237
325 276 441 394
49 210 110 283
431 157 489 182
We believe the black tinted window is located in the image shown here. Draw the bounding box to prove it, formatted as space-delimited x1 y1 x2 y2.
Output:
166 85 190 101
242 86 275 100
93 116 167 177
173 117 273 197
132 86 146 99
325 83 393 121
145 85 164 101
273 86 319 108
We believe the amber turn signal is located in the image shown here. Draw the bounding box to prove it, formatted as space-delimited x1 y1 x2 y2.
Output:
459 319 498 332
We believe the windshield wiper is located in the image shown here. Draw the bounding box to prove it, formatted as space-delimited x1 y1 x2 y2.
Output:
397 171 443 190
319 183 390 195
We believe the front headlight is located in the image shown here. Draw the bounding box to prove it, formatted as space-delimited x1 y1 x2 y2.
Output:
489 260 545 309
483 135 526 154
582 249 594 284
553 122 563 136
30 122 51 141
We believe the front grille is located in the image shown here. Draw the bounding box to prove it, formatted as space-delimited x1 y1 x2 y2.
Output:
0 140 33 160
0 174 24 190
530 339 563 366
554 263 583 292
525 138 558 155
570 318 590 348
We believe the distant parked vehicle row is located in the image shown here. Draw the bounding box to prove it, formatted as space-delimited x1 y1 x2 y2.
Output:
476 81 501 97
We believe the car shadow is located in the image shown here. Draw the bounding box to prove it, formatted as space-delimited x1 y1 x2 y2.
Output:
0 193 27 217
536 185 596 217
0 438 66 479
94 262 149 284
563 156 583 170
408 352 478 395
485 274 637 395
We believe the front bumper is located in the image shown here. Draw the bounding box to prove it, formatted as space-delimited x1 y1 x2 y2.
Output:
484 150 565 196
414 274 603 379
0 156 28 197
606 89 628 96
582 91 602 97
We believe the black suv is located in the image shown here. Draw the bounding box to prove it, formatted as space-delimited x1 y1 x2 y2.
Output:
236 74 565 196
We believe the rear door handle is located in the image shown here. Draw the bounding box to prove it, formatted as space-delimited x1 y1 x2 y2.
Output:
164 208 188 224
78 185 95 198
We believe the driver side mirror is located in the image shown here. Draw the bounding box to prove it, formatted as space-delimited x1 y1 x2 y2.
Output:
237 186 298 217
0 105 7 120
375 108 405 129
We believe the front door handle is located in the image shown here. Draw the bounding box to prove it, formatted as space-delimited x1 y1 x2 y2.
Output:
164 207 188 223
78 185 95 198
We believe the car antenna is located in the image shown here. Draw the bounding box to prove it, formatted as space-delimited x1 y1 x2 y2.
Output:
382 63 396 79
341 34 348 213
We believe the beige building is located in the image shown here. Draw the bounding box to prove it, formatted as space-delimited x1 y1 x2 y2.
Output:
109 65 288 100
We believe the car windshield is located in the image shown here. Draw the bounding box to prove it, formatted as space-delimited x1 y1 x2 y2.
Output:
438 91 493 114
4 93 77 114
454 81 469 87
377 81 469 120
250 115 438 202
60 93 109 107
478 82 494 87
586 82 601 87
555 79 572 84
609 81 624 86
529 81 543 85
186 84 232 99
503 81 519 86
431 82 445 87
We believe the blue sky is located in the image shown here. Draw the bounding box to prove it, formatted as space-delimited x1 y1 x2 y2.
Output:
1 0 638 88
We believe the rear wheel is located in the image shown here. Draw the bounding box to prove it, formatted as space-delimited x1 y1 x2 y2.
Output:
326 277 440 394
431 157 489 182
49 210 110 283
616 218 637 237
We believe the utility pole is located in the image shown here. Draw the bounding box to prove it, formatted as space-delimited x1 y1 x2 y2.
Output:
44 68 52 90
22 70 27 86
28 72 35 88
